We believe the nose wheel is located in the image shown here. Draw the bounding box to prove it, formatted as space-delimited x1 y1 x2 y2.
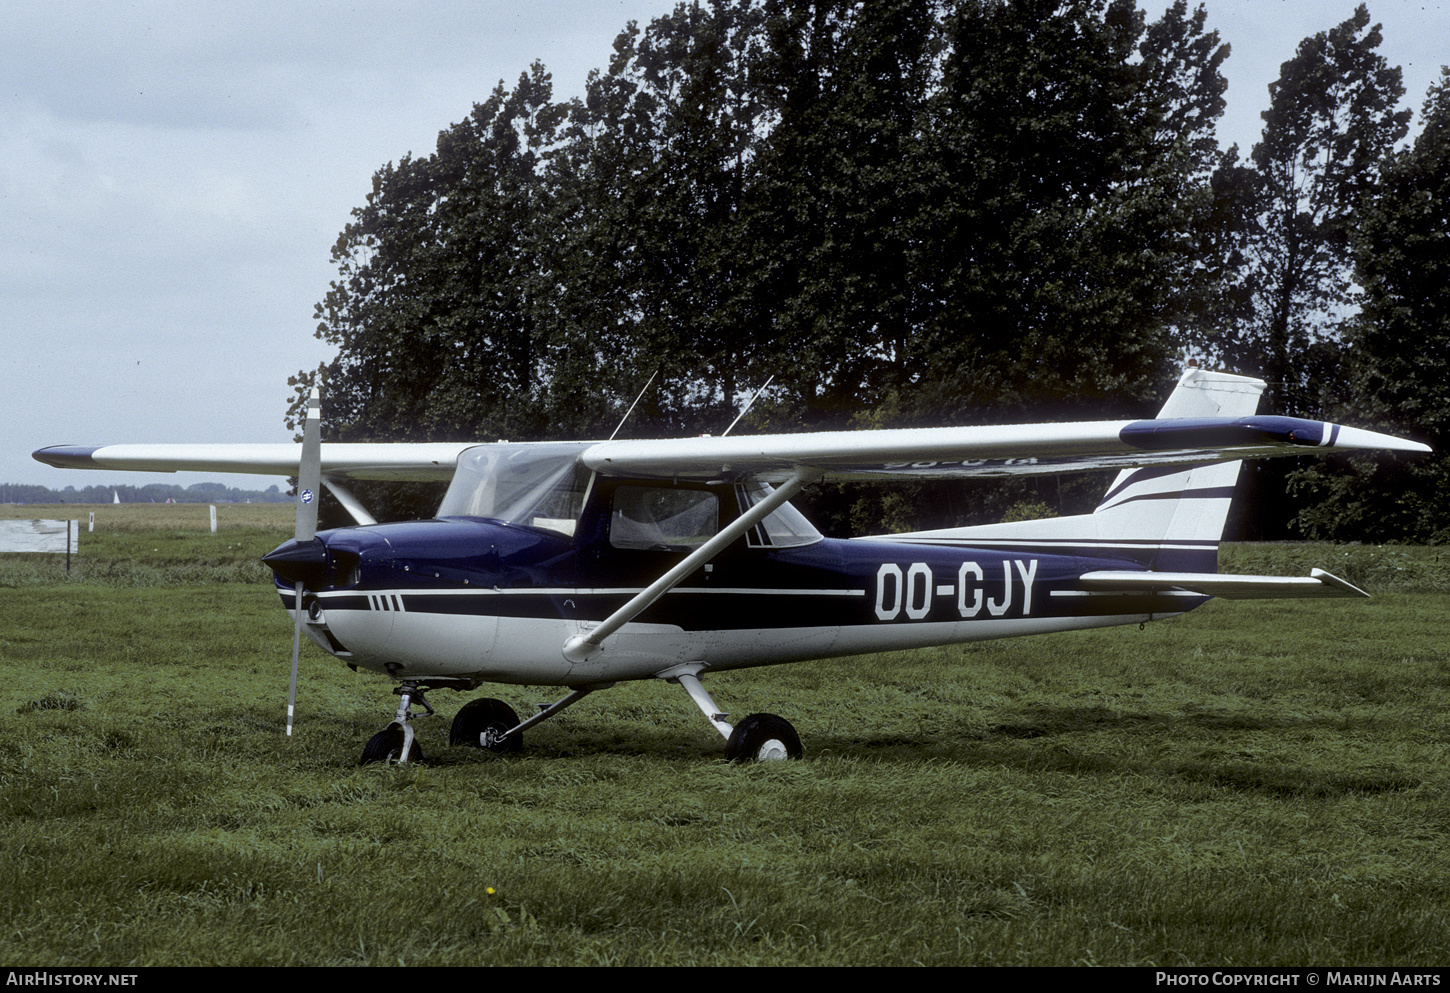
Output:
359 681 438 765
361 722 424 764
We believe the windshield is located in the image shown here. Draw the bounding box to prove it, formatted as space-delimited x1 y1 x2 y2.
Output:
437 443 593 537
736 481 823 547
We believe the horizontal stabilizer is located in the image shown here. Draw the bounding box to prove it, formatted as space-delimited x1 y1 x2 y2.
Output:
1078 568 1369 600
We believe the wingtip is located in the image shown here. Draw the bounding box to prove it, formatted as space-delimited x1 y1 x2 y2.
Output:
32 445 102 469
1309 568 1370 598
1331 424 1433 454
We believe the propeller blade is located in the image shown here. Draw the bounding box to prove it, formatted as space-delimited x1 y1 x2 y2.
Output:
287 387 323 737
295 387 322 542
287 582 304 737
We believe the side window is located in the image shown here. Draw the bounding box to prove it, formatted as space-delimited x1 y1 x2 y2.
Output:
610 486 719 551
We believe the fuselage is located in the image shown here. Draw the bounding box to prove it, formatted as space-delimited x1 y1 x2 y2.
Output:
275 510 1200 687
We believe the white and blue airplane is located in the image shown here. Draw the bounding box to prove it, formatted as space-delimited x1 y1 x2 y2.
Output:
33 367 1430 764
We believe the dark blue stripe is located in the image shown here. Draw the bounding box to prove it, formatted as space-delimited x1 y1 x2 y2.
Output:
1120 415 1325 450
1101 485 1239 508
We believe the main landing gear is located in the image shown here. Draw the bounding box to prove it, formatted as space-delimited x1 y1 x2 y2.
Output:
358 667 803 764
657 663 803 763
450 698 522 754
725 712 803 762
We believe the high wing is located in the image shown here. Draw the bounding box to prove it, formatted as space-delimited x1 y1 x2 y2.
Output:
581 414 1427 484
36 367 1428 487
38 415 1426 488
584 368 1425 483
31 443 476 481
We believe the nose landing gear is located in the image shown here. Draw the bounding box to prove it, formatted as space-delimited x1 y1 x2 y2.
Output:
359 681 433 765
360 679 486 765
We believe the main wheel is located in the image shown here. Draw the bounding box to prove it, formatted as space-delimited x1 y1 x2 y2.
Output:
725 713 802 762
450 698 522 754
360 723 424 765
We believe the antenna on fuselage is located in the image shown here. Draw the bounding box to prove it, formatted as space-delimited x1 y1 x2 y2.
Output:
721 375 775 437
608 370 658 441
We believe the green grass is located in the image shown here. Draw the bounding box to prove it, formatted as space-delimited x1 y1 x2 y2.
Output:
0 500 294 529
1 524 1447 965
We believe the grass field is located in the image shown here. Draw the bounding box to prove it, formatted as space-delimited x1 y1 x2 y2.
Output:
1 506 1447 965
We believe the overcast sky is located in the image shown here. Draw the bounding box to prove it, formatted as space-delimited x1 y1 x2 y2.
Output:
4 0 1447 493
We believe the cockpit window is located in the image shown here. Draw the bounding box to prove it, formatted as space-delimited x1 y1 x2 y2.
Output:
437 443 593 537
610 486 718 551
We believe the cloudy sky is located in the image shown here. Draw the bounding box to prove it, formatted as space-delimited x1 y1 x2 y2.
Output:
4 0 1447 493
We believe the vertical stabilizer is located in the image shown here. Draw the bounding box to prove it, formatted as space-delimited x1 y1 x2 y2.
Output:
1091 368 1264 572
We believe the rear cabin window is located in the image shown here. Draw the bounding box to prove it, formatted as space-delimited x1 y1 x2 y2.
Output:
610 486 719 551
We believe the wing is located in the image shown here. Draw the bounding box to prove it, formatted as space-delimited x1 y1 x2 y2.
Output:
580 415 1430 484
32 443 475 481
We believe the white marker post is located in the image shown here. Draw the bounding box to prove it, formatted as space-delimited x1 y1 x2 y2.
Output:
210 505 217 533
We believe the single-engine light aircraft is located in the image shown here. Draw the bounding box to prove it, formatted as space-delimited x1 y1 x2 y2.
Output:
33 367 1430 764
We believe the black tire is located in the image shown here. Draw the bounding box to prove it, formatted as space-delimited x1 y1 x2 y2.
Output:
725 713 802 762
450 698 522 754
360 723 424 765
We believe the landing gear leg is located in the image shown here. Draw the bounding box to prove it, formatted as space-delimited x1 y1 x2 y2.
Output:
656 663 802 762
360 681 433 765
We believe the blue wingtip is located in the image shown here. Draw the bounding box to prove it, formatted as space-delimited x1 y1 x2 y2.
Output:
31 446 103 469
1119 416 1326 450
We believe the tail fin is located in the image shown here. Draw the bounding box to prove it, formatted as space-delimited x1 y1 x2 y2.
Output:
885 367 1266 573
1090 368 1264 572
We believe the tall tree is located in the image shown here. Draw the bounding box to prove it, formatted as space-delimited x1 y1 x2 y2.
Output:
1217 4 1409 417
549 1 773 436
892 0 1230 427
1292 68 1450 542
297 63 567 443
294 1 1238 531
739 0 943 426
765 0 1232 531
1354 67 1450 450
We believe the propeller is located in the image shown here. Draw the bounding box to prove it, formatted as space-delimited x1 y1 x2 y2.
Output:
286 386 322 736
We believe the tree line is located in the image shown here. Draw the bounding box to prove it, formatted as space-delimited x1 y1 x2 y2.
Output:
293 0 1448 541
0 482 290 506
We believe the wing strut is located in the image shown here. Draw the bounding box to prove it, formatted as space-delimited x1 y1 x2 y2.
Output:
562 467 823 664
322 477 377 526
